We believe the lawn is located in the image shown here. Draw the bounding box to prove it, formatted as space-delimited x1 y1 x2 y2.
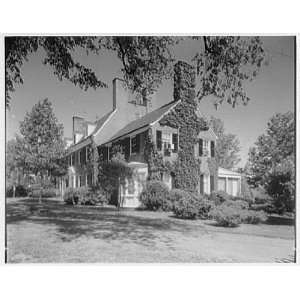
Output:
6 198 295 263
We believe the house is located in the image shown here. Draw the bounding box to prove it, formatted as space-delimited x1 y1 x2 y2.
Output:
61 61 241 207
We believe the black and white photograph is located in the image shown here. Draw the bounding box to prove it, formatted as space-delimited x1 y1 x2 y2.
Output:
4 35 296 263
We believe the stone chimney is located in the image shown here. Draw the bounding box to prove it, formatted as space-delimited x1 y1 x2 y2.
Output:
173 61 196 103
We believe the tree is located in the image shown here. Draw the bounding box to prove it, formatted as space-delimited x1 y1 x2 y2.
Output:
5 36 265 107
18 98 67 198
209 116 241 169
247 112 295 212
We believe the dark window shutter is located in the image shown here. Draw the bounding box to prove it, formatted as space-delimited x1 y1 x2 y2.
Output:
211 141 215 158
210 175 214 193
199 139 203 156
136 134 140 153
156 130 162 151
200 175 204 194
124 137 130 160
172 133 178 152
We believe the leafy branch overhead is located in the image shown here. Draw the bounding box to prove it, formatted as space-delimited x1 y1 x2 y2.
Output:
5 36 266 107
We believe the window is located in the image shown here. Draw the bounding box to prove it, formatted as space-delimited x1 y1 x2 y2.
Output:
156 130 162 151
203 140 209 156
162 132 172 156
199 139 210 157
172 133 178 153
131 134 140 154
71 153 75 166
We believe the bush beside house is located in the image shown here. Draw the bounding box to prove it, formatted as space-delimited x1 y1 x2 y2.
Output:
63 186 107 206
140 182 267 227
139 180 171 211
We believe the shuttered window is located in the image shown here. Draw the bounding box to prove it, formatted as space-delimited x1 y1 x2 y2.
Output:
200 175 204 194
172 133 178 153
199 139 203 156
156 130 162 151
210 175 214 193
211 141 215 158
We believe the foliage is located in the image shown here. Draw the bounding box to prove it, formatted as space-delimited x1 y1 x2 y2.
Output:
172 190 200 219
210 204 242 227
193 36 265 106
210 198 267 227
224 199 249 210
209 190 231 205
139 180 171 211
247 112 295 213
209 116 241 169
6 185 28 197
17 98 67 179
5 37 107 106
192 194 214 219
159 62 208 191
29 187 58 198
63 186 106 205
6 36 265 111
143 130 167 180
240 210 267 224
98 153 133 207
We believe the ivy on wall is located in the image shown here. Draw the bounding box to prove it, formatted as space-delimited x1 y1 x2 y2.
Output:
146 61 218 193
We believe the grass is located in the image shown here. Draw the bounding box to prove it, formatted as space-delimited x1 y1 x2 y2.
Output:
6 198 295 263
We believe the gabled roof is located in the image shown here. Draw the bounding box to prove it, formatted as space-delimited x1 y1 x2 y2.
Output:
67 110 115 152
92 110 115 136
107 100 180 143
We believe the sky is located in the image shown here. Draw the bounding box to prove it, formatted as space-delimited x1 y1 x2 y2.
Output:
6 36 295 168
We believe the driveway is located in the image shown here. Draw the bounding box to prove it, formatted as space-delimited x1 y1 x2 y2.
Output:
6 198 295 263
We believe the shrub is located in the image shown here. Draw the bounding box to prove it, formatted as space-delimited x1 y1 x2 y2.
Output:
191 193 214 219
225 199 249 210
210 204 242 227
209 191 231 206
81 186 107 206
63 187 79 205
240 210 267 224
139 180 170 211
6 185 28 197
172 190 200 219
64 186 108 206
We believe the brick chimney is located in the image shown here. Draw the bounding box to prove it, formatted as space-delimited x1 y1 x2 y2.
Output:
173 61 196 103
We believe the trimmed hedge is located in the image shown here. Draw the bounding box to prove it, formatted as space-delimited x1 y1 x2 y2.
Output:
139 180 171 211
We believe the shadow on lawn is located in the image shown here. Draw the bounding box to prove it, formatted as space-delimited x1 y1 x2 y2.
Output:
6 198 200 247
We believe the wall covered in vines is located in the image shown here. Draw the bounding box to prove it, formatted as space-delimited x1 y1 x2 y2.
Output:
149 61 217 192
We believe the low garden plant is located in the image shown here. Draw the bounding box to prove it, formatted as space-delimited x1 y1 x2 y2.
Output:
139 180 171 211
63 186 107 206
172 190 200 219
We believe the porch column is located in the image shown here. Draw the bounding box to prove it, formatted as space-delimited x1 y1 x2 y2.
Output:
225 176 228 194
